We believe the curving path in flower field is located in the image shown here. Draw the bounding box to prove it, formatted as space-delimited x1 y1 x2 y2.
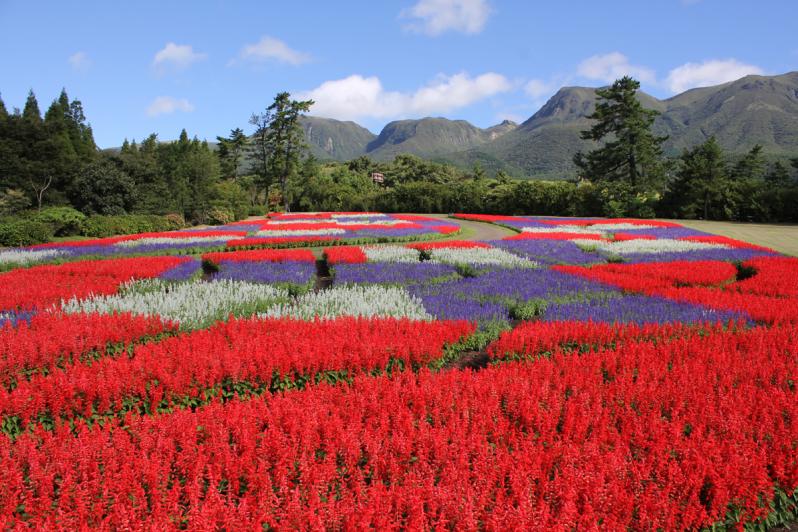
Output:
407 213 518 241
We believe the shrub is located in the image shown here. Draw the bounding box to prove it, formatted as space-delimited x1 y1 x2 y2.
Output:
0 220 54 247
163 213 186 230
0 189 31 216
206 206 235 226
80 214 176 238
32 206 86 236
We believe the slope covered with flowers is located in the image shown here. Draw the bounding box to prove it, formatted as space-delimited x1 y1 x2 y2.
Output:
0 212 796 529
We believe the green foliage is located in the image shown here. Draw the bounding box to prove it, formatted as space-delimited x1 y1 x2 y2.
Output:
0 189 31 215
70 159 136 215
574 76 667 190
206 206 235 225
249 92 314 210
79 214 177 238
510 299 548 320
32 206 86 236
0 219 54 246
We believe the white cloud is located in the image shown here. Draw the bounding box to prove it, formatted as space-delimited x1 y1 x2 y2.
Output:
152 43 206 73
524 79 556 99
296 72 511 121
146 96 195 117
577 52 656 84
68 51 91 72
234 36 310 65
665 59 764 93
401 0 491 36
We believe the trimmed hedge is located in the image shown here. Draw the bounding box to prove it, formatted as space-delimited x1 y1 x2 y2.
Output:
79 214 185 238
0 220 54 247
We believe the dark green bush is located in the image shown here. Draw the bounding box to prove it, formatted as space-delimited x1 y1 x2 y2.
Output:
32 206 86 236
0 220 54 246
80 214 177 238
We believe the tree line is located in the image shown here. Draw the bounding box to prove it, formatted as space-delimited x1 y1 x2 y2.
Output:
1 83 797 237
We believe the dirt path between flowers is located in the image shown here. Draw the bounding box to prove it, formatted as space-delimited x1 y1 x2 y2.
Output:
404 213 518 241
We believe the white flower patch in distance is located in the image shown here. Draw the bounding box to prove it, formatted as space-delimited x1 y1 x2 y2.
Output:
261 285 431 320
265 219 338 225
331 213 387 219
0 248 64 266
336 220 407 226
572 238 729 255
256 228 347 237
521 226 606 235
429 247 538 268
61 278 289 329
584 223 658 231
115 236 237 247
255 227 347 237
363 245 421 263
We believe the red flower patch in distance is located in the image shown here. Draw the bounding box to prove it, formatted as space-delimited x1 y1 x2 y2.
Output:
324 246 367 264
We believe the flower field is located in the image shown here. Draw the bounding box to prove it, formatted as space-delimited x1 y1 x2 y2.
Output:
1 212 797 529
1 213 459 271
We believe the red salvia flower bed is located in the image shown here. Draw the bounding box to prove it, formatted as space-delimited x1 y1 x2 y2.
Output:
1 324 795 529
0 256 187 311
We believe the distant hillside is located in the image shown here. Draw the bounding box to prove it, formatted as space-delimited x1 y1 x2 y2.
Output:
365 117 512 161
108 72 798 179
459 72 798 178
297 72 798 179
299 116 376 161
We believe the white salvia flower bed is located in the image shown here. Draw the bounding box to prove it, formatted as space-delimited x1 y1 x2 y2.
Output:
256 228 347 237
115 236 236 247
0 248 64 266
363 245 421 263
583 223 658 231
261 285 431 321
429 247 538 268
572 238 729 255
521 226 606 235
331 213 387 219
337 220 406 226
265 219 338 225
62 279 289 329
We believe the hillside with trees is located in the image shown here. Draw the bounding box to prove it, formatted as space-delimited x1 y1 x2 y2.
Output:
0 78 797 247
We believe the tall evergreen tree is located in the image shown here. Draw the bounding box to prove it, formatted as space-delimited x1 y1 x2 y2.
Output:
22 90 42 124
765 161 791 187
574 76 667 189
249 92 313 211
666 137 730 220
216 127 249 179
730 144 766 180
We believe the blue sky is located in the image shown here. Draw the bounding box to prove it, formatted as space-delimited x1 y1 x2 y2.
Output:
1 0 796 148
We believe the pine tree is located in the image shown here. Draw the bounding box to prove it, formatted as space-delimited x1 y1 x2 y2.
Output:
216 128 249 179
765 161 791 187
668 137 730 220
22 90 42 124
249 92 313 211
574 76 667 189
730 144 766 180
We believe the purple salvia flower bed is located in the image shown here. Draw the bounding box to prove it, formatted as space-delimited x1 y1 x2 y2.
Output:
333 262 457 285
493 239 607 265
160 259 203 281
541 294 747 325
213 260 316 285
617 248 776 264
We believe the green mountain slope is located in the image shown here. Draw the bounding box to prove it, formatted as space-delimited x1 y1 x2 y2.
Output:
299 116 376 161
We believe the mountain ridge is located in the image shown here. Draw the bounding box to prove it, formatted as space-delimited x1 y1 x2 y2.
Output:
302 71 798 178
